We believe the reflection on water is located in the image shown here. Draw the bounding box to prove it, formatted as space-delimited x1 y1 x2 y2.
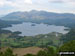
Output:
3 22 69 36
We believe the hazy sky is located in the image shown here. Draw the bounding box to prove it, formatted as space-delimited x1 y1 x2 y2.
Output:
0 0 75 15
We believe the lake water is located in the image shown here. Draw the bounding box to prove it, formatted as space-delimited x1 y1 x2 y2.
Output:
3 22 69 36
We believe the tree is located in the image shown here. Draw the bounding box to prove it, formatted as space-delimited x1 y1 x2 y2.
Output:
37 46 57 56
4 48 17 56
58 40 75 56
0 52 4 56
60 29 75 43
37 50 47 56
46 46 57 56
24 54 36 56
59 40 75 52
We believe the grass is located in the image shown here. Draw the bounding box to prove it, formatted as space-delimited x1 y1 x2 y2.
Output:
1 47 43 56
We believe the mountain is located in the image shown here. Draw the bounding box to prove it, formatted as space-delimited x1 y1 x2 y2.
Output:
0 15 5 18
1 10 75 28
0 19 22 29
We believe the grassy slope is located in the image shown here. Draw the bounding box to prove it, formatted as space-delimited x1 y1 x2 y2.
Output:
1 47 42 56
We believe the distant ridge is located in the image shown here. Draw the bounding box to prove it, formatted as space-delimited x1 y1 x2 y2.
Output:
0 10 75 28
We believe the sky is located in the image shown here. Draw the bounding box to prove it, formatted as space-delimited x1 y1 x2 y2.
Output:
0 0 75 15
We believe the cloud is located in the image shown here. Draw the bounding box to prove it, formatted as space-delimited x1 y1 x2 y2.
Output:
0 0 75 7
49 0 75 3
48 0 75 8
0 2 4 7
0 0 33 7
24 0 32 4
0 0 5 6
49 0 64 3
0 0 75 14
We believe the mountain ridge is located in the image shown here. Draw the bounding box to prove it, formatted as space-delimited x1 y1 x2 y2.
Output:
0 10 75 28
1 10 75 21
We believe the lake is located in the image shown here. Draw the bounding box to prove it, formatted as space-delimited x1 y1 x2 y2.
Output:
3 22 69 36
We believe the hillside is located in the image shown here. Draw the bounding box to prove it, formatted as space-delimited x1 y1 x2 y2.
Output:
1 47 42 56
1 10 75 28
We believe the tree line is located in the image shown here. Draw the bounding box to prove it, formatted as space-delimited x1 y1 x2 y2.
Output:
0 40 75 56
